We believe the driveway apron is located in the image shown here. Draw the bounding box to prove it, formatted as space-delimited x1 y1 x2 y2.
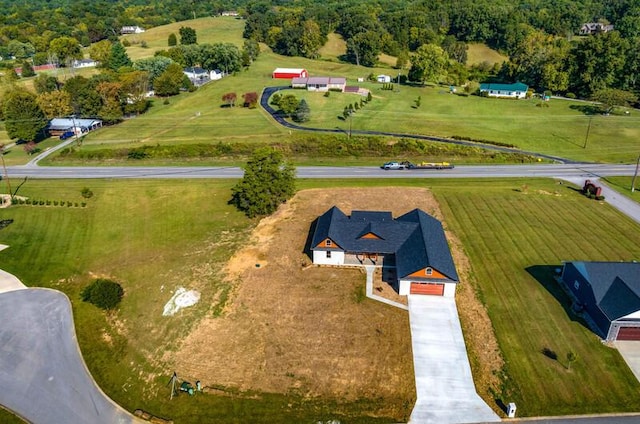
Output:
408 295 500 424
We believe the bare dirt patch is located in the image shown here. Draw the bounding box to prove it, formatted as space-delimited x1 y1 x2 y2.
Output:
170 187 502 418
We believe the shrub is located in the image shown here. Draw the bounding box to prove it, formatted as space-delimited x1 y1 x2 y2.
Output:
81 278 124 310
46 200 51 205
53 200 58 206
565 92 576 99
81 187 94 199
595 195 605 201
67 201 72 207
81 202 87 207
323 91 330 97
39 200 45 205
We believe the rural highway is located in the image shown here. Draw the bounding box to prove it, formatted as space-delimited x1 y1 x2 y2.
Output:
4 163 638 179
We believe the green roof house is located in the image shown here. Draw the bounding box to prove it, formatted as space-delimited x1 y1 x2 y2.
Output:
479 82 529 99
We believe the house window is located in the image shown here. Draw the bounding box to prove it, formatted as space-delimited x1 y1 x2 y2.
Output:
425 268 432 276
326 251 332 258
574 280 580 290
325 239 331 247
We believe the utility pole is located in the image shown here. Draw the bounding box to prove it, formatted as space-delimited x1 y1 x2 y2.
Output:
583 115 592 149
632 153 640 193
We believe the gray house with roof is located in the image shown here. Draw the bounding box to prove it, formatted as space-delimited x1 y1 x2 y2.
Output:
561 261 640 341
311 207 459 297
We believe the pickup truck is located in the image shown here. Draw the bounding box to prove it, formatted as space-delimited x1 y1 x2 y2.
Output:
381 161 454 170
381 161 408 170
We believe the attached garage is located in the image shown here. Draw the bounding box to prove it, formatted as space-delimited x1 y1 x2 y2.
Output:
410 283 444 296
616 327 640 341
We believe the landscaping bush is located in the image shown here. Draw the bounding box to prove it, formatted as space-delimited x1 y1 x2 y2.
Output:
81 278 124 310
81 187 94 199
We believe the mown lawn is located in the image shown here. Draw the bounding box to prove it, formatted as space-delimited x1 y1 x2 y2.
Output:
0 178 402 423
2 178 640 419
299 178 640 416
432 178 640 416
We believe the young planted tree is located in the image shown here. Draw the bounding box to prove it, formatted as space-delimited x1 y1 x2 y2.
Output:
566 351 578 370
242 92 258 108
229 147 296 218
222 92 237 107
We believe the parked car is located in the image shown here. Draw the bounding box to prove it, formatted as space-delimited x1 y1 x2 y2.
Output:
59 131 75 140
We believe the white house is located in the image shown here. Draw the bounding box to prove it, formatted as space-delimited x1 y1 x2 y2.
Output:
121 26 145 34
479 82 529 99
310 207 459 297
377 75 391 83
72 59 97 69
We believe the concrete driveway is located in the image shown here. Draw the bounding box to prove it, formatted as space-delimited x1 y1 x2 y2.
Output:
407 295 500 424
0 288 141 424
614 341 640 383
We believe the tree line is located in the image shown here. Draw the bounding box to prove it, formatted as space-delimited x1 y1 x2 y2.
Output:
241 0 640 99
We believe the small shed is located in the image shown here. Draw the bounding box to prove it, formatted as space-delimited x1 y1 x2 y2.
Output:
272 68 308 79
377 75 391 83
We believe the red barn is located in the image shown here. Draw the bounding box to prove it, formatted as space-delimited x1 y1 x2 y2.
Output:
272 68 308 79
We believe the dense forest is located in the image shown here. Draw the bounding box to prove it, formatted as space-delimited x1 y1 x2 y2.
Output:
0 0 639 143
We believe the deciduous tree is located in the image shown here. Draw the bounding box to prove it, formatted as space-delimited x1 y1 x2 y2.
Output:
590 88 637 114
89 40 112 67
278 94 299 116
242 92 258 108
222 92 237 107
3 89 47 142
153 63 185 97
229 147 296 218
49 36 82 64
179 26 197 45
36 91 73 119
409 43 449 85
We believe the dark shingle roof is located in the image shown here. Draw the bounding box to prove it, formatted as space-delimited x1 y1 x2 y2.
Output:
572 261 640 320
312 207 458 281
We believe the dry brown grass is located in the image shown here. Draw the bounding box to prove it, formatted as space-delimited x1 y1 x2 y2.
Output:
170 187 502 417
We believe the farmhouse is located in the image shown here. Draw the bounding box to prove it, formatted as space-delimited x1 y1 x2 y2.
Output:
579 22 614 35
183 67 223 85
311 207 459 296
272 68 308 79
291 77 346 92
561 261 640 341
72 59 97 68
120 26 145 34
479 82 529 99
47 117 102 137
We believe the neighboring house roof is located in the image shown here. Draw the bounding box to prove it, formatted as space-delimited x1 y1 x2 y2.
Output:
273 68 306 74
571 261 640 321
480 82 529 92
47 118 102 131
184 67 208 75
292 76 346 85
312 206 459 280
580 23 614 33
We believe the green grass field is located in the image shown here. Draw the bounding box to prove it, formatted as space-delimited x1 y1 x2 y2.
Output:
466 43 508 66
123 16 246 61
2 177 640 420
4 17 640 165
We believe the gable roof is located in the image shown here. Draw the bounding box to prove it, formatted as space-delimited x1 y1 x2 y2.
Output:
480 82 529 92
312 206 458 281
47 117 102 131
572 261 640 320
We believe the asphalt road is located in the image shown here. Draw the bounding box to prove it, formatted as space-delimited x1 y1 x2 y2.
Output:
0 288 139 424
4 163 637 179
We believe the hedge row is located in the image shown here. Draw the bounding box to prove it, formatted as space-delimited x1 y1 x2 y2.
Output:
15 198 86 207
57 135 537 162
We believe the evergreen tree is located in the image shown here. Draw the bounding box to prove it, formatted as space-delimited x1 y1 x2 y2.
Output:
293 99 310 122
230 148 296 218
168 33 177 46
366 91 372 102
108 42 132 71
21 61 35 77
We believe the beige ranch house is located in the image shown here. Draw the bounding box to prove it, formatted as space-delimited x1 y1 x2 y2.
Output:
311 207 459 297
